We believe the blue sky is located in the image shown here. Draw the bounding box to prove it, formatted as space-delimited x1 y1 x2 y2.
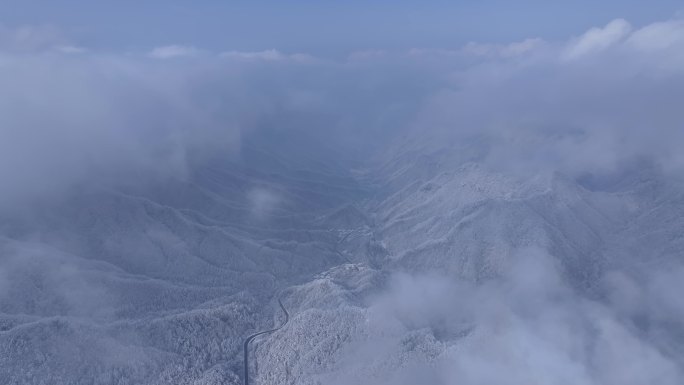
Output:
2 0 682 54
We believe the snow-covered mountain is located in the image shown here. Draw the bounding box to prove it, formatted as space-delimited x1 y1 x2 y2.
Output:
0 129 370 385
3 117 684 385
3 14 684 383
253 144 684 385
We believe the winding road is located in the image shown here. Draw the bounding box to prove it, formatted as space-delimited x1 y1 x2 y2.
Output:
241 230 356 384
243 298 289 385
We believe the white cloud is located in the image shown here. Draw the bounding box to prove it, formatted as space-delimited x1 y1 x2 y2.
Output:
2 16 683 214
463 38 545 58
221 49 284 61
325 251 684 385
248 188 282 220
219 49 317 63
1 14 684 384
562 19 632 60
626 19 684 51
0 54 246 210
389 17 684 180
148 44 198 59
289 52 318 63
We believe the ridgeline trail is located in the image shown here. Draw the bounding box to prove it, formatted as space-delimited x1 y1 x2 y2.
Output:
243 298 289 385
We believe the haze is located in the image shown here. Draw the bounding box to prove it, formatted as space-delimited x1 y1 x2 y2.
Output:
1 2 684 385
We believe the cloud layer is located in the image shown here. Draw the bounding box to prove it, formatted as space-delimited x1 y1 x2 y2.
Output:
321 249 684 385
2 17 683 210
1 15 684 384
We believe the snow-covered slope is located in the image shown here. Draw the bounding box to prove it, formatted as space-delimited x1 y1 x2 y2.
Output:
0 131 371 385
3 122 684 384
251 142 684 384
